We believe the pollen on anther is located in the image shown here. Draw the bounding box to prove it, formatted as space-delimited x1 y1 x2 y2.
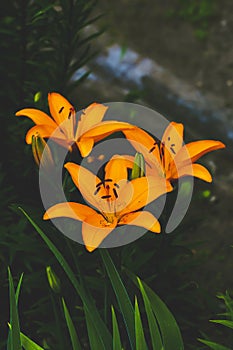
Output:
113 188 118 198
59 106 64 114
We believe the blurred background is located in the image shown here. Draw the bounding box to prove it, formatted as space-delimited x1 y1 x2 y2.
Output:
0 1 233 349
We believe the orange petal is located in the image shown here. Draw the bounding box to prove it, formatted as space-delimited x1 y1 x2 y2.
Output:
76 103 108 138
123 127 161 165
15 108 57 128
43 202 97 221
80 120 134 139
173 163 212 182
76 138 94 158
104 155 135 184
161 122 184 172
176 140 225 166
82 213 117 252
25 124 58 144
119 175 172 215
48 92 75 127
64 162 101 209
119 211 161 233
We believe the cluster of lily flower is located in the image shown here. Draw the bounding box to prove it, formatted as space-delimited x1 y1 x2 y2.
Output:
16 93 225 252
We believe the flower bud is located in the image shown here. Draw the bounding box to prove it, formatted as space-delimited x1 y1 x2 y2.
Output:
131 152 145 180
31 134 54 168
46 266 61 294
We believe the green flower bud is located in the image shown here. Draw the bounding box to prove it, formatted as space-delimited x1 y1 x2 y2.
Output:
31 134 54 168
131 152 145 180
46 266 61 294
34 91 42 103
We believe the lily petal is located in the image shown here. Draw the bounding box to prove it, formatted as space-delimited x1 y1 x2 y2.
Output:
64 162 102 209
48 92 75 127
119 211 161 233
81 120 134 137
76 138 94 158
43 202 97 221
119 175 172 215
76 103 108 138
176 140 225 166
15 108 57 128
172 163 213 182
104 155 135 184
76 121 135 157
25 124 58 144
123 127 161 165
82 212 117 252
161 122 184 172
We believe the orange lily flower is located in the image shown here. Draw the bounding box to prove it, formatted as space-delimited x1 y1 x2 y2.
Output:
43 157 172 252
123 122 225 183
16 92 135 156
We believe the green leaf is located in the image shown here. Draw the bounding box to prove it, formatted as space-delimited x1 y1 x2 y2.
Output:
134 297 148 350
198 338 231 350
137 277 163 350
100 249 135 349
62 298 82 350
127 271 183 350
210 319 233 330
15 274 24 305
111 306 123 350
141 281 184 350
19 207 112 350
8 267 22 350
20 332 44 350
84 305 105 350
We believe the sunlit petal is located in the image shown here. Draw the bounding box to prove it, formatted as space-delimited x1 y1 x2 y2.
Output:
161 122 184 172
123 127 161 165
176 140 226 166
81 121 134 139
25 124 58 144
82 213 117 252
104 155 135 183
76 103 108 138
43 202 97 221
119 210 161 233
48 92 75 131
64 162 102 209
76 138 94 158
172 163 212 183
15 108 57 127
119 175 172 215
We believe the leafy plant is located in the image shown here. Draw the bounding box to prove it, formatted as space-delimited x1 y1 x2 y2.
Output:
13 208 185 349
198 291 233 349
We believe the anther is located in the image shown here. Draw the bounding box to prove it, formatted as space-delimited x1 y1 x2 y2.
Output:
113 188 118 198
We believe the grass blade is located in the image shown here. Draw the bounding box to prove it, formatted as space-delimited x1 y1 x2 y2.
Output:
126 270 184 350
19 207 112 349
198 338 231 350
8 267 22 350
210 319 233 330
20 332 44 350
100 249 135 349
111 306 123 350
62 298 82 350
137 277 163 350
141 281 184 350
15 274 24 305
84 305 105 350
134 297 148 350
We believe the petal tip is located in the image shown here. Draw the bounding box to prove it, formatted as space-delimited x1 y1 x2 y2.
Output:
85 245 96 253
43 212 49 220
